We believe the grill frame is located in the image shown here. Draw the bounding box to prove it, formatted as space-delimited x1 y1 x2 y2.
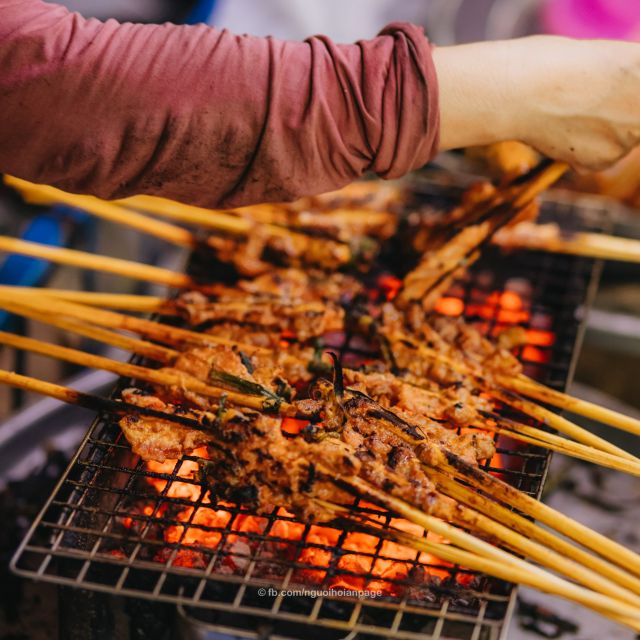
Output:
10 189 607 640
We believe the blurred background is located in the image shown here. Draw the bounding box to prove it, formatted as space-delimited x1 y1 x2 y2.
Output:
0 2 639 639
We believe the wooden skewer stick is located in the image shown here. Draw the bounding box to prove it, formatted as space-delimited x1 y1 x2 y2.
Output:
439 452 640 577
355 411 640 593
0 298 178 364
451 498 640 606
391 316 640 443
398 161 569 305
0 236 194 290
0 369 218 434
361 518 640 630
424 468 640 598
319 500 640 629
508 374 640 438
0 289 264 353
346 477 640 623
0 330 298 416
329 507 640 629
497 390 639 462
493 225 640 264
355 397 640 580
116 192 339 243
5 176 196 249
483 414 640 476
0 286 166 312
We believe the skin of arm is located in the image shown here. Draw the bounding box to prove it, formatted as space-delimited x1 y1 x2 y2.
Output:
434 36 640 171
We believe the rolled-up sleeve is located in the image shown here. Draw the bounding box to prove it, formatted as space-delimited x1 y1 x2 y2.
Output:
0 1 439 207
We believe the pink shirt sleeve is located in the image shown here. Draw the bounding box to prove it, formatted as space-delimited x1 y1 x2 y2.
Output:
0 1 439 207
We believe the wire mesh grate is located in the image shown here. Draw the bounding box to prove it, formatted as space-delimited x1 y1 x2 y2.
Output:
10 190 607 640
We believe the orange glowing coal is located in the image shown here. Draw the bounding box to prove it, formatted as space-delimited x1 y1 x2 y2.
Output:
435 289 554 365
132 443 475 594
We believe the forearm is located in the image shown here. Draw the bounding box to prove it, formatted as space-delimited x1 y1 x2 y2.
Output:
433 40 519 151
0 2 439 207
434 36 640 170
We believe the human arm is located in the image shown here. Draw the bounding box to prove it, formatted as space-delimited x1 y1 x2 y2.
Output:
0 1 438 207
434 36 640 172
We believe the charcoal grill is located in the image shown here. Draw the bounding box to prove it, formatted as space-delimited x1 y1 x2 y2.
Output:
10 188 607 640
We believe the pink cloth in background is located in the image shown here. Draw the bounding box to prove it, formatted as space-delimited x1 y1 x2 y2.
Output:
0 1 439 207
542 0 640 40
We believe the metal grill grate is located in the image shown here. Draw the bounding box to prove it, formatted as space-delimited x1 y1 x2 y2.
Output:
10 190 607 640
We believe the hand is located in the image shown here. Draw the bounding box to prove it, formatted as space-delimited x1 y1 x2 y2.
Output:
434 36 640 172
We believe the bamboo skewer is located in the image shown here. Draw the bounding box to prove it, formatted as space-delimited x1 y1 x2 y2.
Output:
508 374 640 438
0 236 194 290
319 500 640 630
484 415 640 476
498 390 639 462
0 289 264 354
4 176 196 249
424 468 640 598
115 192 342 245
389 320 640 446
0 298 178 363
348 390 640 580
493 225 640 264
5 176 351 265
362 413 640 590
398 161 569 305
0 286 166 312
440 453 640 577
351 517 640 631
347 477 640 623
452 497 640 605
0 369 217 434
0 331 298 416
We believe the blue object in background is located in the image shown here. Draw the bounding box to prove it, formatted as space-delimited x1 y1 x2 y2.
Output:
0 212 66 330
185 0 217 25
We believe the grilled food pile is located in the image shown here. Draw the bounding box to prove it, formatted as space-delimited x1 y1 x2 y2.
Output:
2 163 640 629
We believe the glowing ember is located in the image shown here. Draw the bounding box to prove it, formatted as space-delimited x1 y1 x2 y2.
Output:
434 297 465 317
435 289 554 368
377 274 402 301
126 441 473 595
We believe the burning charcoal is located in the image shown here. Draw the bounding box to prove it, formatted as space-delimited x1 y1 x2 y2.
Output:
155 548 209 569
223 539 252 572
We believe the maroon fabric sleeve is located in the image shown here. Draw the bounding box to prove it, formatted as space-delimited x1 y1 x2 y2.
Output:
0 1 439 207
